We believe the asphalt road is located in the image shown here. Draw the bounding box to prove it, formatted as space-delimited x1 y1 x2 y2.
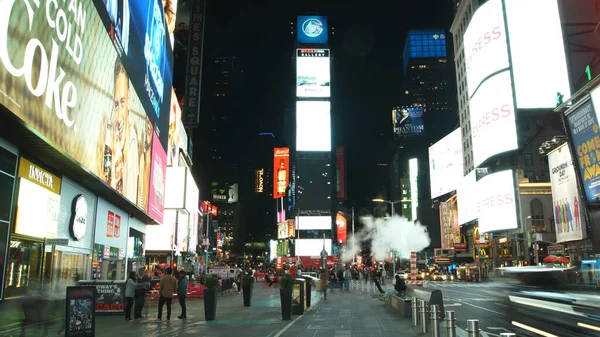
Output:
425 281 533 337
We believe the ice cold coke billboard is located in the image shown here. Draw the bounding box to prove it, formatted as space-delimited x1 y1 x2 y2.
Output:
0 0 167 218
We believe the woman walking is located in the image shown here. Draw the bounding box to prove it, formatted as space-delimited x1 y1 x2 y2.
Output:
125 271 137 320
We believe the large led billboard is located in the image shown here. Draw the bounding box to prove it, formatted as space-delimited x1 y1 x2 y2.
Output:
0 0 169 221
548 144 586 243
296 158 331 215
273 148 290 199
504 0 570 109
463 0 509 98
336 146 346 199
477 170 518 233
297 16 328 45
568 93 600 204
296 216 331 230
295 239 332 256
470 71 518 167
296 101 331 152
428 129 463 199
457 171 477 225
297 49 330 98
393 105 425 137
409 158 419 221
336 213 347 244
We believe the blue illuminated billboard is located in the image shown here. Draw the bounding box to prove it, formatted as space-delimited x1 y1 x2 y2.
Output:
403 30 447 73
393 105 425 137
297 16 328 44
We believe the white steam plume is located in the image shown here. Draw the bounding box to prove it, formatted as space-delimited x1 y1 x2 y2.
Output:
341 215 431 262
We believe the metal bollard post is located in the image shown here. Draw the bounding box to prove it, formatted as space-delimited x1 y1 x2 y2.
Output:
430 304 441 337
445 311 456 337
411 297 419 326
419 299 429 333
466 320 480 337
499 334 516 337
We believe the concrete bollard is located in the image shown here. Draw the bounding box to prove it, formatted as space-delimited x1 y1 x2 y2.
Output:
419 299 429 334
499 334 516 337
466 320 480 337
411 297 419 326
444 311 456 337
430 304 441 337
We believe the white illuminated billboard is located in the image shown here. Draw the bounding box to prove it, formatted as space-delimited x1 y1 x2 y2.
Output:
477 170 518 233
297 49 331 98
296 101 331 152
146 210 175 251
295 239 332 256
429 129 463 199
457 171 477 225
409 158 419 221
463 0 509 98
296 216 331 230
470 71 518 167
504 0 570 109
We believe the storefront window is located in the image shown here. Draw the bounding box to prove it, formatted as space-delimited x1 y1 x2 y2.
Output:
4 239 47 298
51 251 91 293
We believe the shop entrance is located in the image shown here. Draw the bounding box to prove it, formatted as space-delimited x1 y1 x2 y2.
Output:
4 238 48 298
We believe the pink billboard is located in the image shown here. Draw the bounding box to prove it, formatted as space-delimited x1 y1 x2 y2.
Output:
148 131 166 224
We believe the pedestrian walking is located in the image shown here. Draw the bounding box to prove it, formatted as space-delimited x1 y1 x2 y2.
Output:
134 272 150 319
125 272 136 320
343 266 352 291
177 270 188 319
155 267 178 322
319 268 329 300
381 268 387 285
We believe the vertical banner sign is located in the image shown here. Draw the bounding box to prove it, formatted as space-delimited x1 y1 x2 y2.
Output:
65 286 95 337
107 212 114 238
336 213 347 244
548 143 585 243
336 146 346 199
566 99 600 203
183 0 206 127
273 148 290 199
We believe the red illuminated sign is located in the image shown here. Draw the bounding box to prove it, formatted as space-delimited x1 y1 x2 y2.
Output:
336 213 347 244
273 148 290 199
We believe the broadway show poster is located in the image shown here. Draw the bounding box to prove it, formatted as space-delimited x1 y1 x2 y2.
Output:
93 0 174 149
393 105 425 137
66 286 95 337
148 131 166 224
566 99 600 203
78 282 125 313
0 1 160 215
548 143 586 243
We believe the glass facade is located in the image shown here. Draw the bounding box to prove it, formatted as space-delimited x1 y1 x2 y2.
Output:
0 141 17 300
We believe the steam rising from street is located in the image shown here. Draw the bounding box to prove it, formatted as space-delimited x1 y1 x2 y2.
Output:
341 215 431 262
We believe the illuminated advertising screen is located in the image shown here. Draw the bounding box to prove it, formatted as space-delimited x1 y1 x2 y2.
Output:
0 0 168 219
476 170 517 233
409 158 419 221
296 216 331 230
255 168 265 193
277 221 289 239
504 0 570 109
470 71 518 167
428 129 463 199
336 213 347 244
148 132 166 223
463 0 508 98
548 143 586 243
392 105 425 137
567 95 600 203
297 16 328 44
296 101 331 152
168 88 182 167
336 146 345 199
296 49 330 98
457 171 477 225
273 148 290 199
296 158 332 215
295 239 332 256
93 0 174 136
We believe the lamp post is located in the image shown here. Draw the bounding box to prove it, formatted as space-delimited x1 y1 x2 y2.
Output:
372 199 402 277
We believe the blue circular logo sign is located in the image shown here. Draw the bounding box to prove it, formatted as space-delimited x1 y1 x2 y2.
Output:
302 18 324 38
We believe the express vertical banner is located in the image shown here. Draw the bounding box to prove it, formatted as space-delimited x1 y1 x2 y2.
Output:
183 0 206 128
273 148 290 199
548 143 586 242
566 99 600 203
336 146 346 199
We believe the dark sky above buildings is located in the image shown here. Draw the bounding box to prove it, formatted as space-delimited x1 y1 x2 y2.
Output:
201 0 454 209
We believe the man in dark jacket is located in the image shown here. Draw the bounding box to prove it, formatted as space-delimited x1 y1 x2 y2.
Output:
177 270 188 319
134 272 150 319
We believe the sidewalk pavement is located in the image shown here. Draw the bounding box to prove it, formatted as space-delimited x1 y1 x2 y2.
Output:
0 283 419 337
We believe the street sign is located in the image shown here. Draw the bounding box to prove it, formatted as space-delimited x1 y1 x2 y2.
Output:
45 238 69 246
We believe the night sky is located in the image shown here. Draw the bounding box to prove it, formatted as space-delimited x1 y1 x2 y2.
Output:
200 0 454 211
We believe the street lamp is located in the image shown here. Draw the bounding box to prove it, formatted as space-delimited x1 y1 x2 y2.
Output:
372 199 402 216
372 199 402 278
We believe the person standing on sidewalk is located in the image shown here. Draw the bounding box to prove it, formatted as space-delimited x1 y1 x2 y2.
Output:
134 272 150 319
343 267 352 291
125 272 137 320
381 268 387 285
155 267 177 322
319 268 329 300
177 270 188 319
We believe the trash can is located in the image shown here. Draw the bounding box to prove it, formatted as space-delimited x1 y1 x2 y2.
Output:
292 278 306 315
302 276 312 307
